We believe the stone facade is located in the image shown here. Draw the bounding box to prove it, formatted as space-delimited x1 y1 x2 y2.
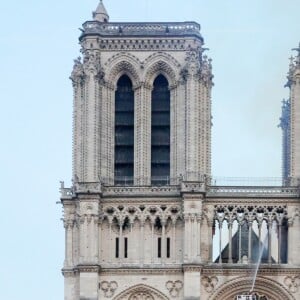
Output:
60 2 300 300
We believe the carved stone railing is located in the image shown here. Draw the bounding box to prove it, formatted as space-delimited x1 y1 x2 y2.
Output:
59 176 300 198
81 21 202 38
102 185 181 197
207 186 300 197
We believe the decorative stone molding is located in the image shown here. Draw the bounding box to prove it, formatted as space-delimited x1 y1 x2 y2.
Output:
102 185 181 197
99 281 118 298
114 284 169 300
101 204 182 227
106 58 140 87
82 49 101 74
181 181 206 193
165 280 183 297
289 208 300 226
209 276 294 300
284 275 300 293
144 60 178 87
100 268 182 275
200 55 213 87
97 38 200 51
74 264 101 273
213 204 288 225
202 276 218 293
70 57 85 86
73 182 102 194
61 268 76 277
81 21 202 39
183 265 202 272
202 266 300 276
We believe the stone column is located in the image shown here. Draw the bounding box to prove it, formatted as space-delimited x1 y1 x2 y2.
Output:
238 223 242 263
196 215 201 260
80 49 102 182
119 220 123 263
228 221 233 264
134 83 152 185
108 220 113 264
161 220 166 265
101 83 115 185
172 220 176 263
151 221 154 265
268 220 272 264
170 85 178 183
64 220 74 267
176 82 186 178
248 220 252 263
184 214 190 262
140 220 145 266
184 71 200 180
70 57 85 181
219 221 222 264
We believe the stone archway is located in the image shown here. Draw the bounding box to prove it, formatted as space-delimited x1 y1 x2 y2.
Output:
113 284 169 300
209 277 295 300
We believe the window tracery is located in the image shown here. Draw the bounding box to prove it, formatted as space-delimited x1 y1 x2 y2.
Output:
212 205 288 264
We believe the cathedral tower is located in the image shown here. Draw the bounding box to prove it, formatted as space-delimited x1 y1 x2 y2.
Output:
60 2 300 300
70 3 212 186
286 44 300 184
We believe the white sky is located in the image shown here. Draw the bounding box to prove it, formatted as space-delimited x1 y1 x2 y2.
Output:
0 1 299 299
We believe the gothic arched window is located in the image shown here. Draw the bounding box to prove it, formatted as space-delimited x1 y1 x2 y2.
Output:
151 75 170 185
115 75 134 185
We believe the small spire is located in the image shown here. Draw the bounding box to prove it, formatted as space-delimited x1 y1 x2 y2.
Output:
93 0 109 23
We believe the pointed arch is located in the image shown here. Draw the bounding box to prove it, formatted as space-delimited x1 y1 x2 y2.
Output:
105 53 141 88
113 284 169 300
209 276 294 300
143 52 180 88
114 75 134 185
144 60 177 88
151 74 170 185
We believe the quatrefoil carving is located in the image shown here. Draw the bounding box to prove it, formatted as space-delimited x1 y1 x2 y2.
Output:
284 276 300 293
202 276 218 293
99 281 118 298
166 280 183 297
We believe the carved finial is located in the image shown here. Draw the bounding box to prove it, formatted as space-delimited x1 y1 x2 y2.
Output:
93 0 109 23
292 42 300 66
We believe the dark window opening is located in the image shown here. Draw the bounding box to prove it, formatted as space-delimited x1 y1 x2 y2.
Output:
158 237 162 258
115 237 119 258
124 237 128 258
151 75 170 185
167 237 171 258
115 75 134 185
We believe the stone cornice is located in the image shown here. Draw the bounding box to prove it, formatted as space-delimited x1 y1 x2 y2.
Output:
100 267 183 275
74 264 101 273
202 265 300 276
102 186 181 198
182 264 203 272
80 21 203 41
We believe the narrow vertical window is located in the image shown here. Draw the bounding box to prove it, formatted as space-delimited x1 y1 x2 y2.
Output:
151 75 170 185
158 237 162 258
115 237 119 258
115 75 134 185
167 237 171 258
124 237 128 258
